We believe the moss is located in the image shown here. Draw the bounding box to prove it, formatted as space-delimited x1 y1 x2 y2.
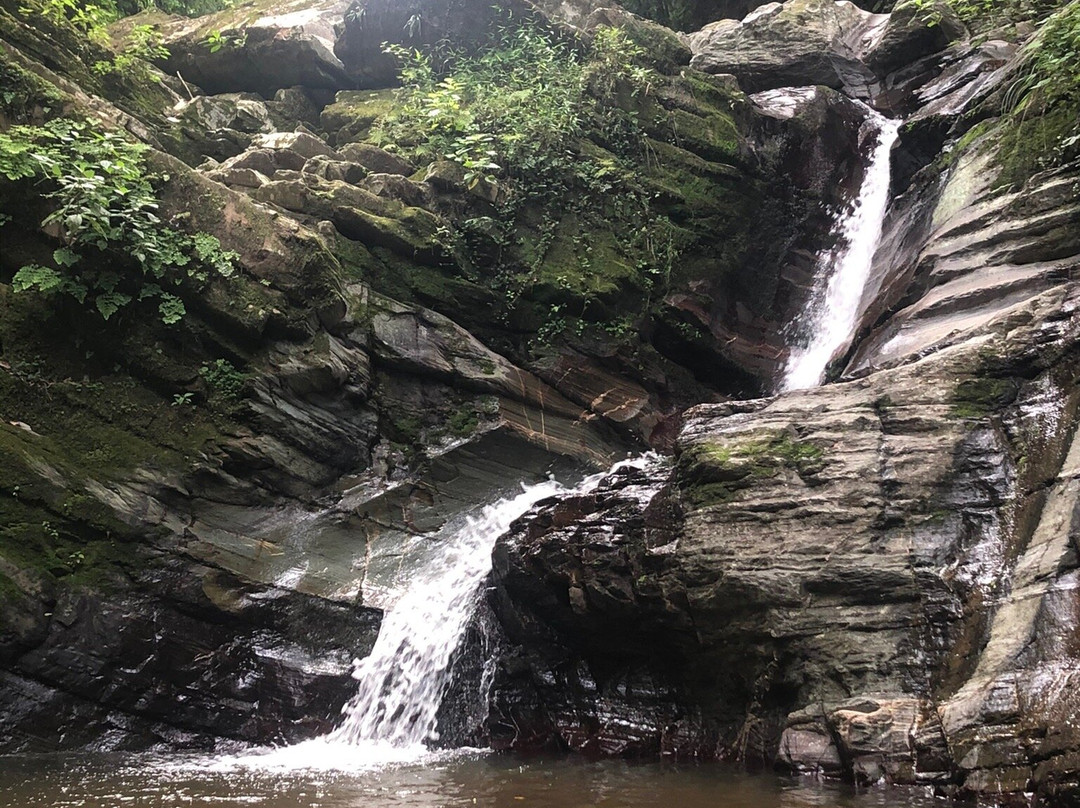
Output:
950 377 1019 418
531 215 638 303
678 432 827 508
321 89 399 146
446 406 480 437
390 413 423 445
333 205 446 265
0 48 66 123
994 101 1080 187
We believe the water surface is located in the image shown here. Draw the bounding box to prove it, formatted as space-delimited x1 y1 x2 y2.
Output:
0 752 952 808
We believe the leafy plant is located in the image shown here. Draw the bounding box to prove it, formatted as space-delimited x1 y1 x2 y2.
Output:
204 27 247 53
18 0 116 43
199 359 246 400
93 23 169 79
994 1 1080 180
0 118 239 323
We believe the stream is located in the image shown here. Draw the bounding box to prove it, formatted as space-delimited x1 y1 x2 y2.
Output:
0 752 951 807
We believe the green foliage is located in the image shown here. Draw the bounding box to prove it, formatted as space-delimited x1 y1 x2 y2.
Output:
31 0 235 20
18 0 171 80
141 0 233 15
586 26 655 98
93 24 169 79
372 21 675 340
996 1 1080 180
203 27 247 53
18 0 116 43
199 359 245 400
0 118 239 324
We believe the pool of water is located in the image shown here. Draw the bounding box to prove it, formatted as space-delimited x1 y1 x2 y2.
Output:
0 750 952 808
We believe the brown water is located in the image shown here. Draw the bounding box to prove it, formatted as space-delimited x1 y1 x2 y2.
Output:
0 751 952 808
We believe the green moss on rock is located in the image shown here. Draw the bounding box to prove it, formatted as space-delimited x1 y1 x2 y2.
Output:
679 431 826 508
950 377 1019 418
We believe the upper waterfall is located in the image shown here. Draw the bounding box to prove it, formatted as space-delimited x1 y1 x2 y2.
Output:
780 108 901 392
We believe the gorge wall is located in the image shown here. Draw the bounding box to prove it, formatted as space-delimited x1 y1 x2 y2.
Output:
0 0 1077 803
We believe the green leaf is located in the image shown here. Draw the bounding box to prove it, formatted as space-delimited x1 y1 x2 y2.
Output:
158 293 186 325
13 263 64 293
95 291 132 319
52 247 81 267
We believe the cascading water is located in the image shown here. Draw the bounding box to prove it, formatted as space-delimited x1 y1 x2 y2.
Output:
330 455 658 754
780 107 901 392
326 479 565 752
210 455 656 772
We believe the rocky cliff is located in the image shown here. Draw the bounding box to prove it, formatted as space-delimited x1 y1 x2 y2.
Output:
0 0 1077 801
482 1 1080 804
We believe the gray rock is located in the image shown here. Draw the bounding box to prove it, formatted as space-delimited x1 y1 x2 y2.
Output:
338 143 417 177
252 131 339 161
485 284 1080 798
687 0 881 92
687 0 963 98
302 154 368 184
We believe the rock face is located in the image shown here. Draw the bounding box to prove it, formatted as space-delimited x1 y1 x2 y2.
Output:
481 4 1080 803
686 0 964 107
1 0 1078 800
486 285 1080 800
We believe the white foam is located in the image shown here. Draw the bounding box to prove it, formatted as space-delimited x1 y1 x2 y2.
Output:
781 109 901 391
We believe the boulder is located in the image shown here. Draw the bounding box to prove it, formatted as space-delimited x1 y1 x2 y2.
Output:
686 0 963 100
338 143 417 176
251 131 339 161
583 7 692 71
302 155 368 184
865 0 965 75
175 92 275 134
321 90 397 146
687 0 881 92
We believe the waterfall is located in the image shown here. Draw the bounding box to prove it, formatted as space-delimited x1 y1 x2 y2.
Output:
325 454 656 757
204 454 657 773
780 108 901 392
327 480 564 751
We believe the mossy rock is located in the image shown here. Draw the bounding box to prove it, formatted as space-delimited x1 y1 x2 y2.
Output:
950 377 1020 419
332 205 447 266
585 8 692 73
321 89 399 147
678 431 826 507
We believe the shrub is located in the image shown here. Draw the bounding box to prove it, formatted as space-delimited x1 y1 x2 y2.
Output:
0 118 238 323
199 359 246 400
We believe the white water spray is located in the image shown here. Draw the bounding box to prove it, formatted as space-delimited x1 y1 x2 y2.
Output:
206 455 656 773
328 480 564 752
780 108 900 392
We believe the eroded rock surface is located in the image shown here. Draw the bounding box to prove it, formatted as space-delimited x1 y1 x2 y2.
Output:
487 286 1080 801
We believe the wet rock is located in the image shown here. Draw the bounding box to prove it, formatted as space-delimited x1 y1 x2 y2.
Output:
487 287 1080 797
865 0 964 76
140 0 354 97
687 0 962 101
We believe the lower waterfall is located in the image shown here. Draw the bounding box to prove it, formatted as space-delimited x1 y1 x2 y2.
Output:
780 107 901 392
211 455 655 771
